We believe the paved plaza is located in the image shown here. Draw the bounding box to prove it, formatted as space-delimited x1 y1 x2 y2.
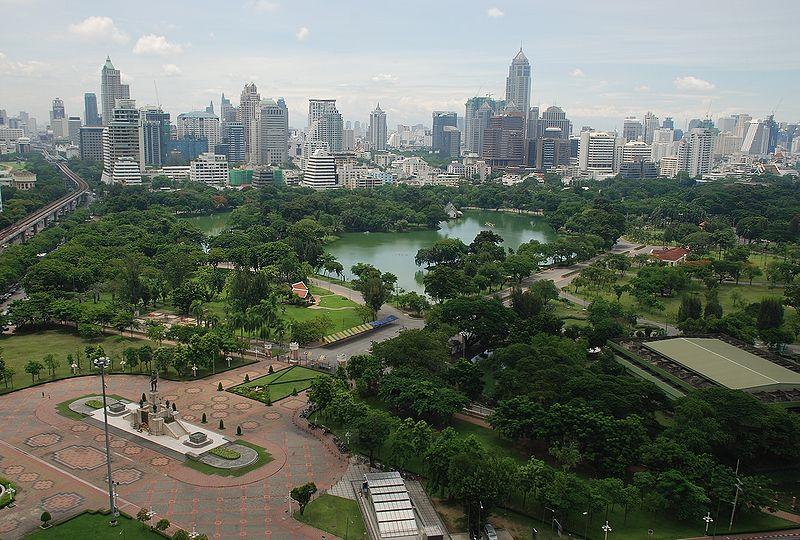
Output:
0 360 349 539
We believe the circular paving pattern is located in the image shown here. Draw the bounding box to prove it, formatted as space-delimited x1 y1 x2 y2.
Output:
108 467 143 485
189 403 204 411
212 396 228 402
52 445 107 471
123 446 142 455
186 387 202 394
181 414 196 422
4 466 23 475
110 439 126 449
42 492 85 513
162 394 179 401
150 457 170 467
25 432 63 448
211 411 228 419
264 412 281 420
71 424 89 432
18 472 39 482
241 421 260 429
233 402 252 410
33 480 54 490
93 434 106 443
212 403 228 411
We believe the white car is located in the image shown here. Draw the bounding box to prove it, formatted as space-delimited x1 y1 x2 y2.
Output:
484 523 498 540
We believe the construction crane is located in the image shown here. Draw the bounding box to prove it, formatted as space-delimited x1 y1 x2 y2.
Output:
153 80 161 108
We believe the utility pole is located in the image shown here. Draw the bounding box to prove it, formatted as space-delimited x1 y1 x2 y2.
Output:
94 356 118 526
728 459 743 532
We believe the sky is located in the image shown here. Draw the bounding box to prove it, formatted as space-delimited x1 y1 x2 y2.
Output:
1 0 799 132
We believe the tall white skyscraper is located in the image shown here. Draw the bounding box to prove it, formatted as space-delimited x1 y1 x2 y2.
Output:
238 83 261 161
505 48 531 114
740 119 769 155
643 112 660 144
367 103 387 151
101 99 143 185
307 99 343 152
302 149 338 189
177 110 220 149
256 98 289 165
100 57 130 126
678 128 714 177
579 131 617 174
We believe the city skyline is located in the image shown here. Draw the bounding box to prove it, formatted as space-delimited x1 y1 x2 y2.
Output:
2 0 798 129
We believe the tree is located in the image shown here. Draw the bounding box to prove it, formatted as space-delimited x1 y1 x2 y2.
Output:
290 482 318 515
290 315 332 345
25 360 44 383
43 354 60 378
438 296 516 351
423 266 476 302
352 409 395 465
136 507 152 527
549 441 582 471
756 297 784 330
40 511 52 528
448 358 484 399
155 518 171 532
517 457 551 506
677 295 702 323
172 530 190 540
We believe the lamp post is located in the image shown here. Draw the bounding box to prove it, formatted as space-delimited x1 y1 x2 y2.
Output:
7 486 15 508
226 355 232 369
93 356 118 526
703 512 714 535
602 520 612 540
582 511 589 539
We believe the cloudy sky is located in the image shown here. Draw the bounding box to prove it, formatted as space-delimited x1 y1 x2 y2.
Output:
1 0 798 131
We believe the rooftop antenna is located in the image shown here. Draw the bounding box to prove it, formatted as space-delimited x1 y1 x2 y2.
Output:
771 98 783 116
153 80 161 108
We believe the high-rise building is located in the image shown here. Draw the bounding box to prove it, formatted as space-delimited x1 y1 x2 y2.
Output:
141 106 171 167
659 156 679 178
441 126 461 159
307 99 343 153
220 93 237 123
84 93 101 126
67 116 81 144
189 152 228 187
677 128 714 177
662 117 674 130
220 121 246 163
716 116 737 133
101 99 143 185
343 129 355 151
537 106 571 140
51 98 65 122
713 131 743 157
177 111 220 149
79 126 104 161
481 112 524 168
622 117 643 142
432 111 458 154
579 131 617 174
367 103 387 151
505 47 531 113
621 141 652 163
526 106 540 141
238 83 261 161
100 56 130 126
732 114 753 137
256 98 289 165
464 96 505 153
302 149 338 189
643 112 660 144
530 127 570 171
651 128 678 161
740 119 769 155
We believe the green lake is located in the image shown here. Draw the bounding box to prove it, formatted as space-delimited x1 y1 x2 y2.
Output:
182 212 233 236
325 209 556 294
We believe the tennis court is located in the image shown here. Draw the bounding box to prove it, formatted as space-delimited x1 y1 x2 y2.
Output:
643 337 800 392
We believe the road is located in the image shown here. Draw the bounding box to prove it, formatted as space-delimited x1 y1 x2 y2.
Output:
0 150 89 248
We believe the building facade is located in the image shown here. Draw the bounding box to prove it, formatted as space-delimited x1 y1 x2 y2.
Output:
302 149 338 189
100 56 130 126
677 128 714 177
189 153 228 187
579 131 617 174
256 98 289 165
505 48 531 113
367 103 387 151
177 111 220 150
307 99 343 153
84 93 101 126
432 111 458 154
101 99 143 184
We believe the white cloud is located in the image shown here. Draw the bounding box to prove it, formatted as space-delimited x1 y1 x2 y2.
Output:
673 75 715 91
162 64 182 77
486 7 504 18
372 73 397 82
246 0 280 12
0 52 48 76
634 85 651 92
69 16 128 44
570 68 585 78
295 27 310 41
133 34 184 56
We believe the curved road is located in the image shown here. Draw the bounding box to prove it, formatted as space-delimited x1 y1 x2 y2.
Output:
0 150 89 247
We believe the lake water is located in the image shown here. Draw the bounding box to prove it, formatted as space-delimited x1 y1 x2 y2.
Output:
182 213 233 236
325 210 556 294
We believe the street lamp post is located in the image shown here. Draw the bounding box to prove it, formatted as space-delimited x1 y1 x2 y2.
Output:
703 512 714 535
582 511 589 539
602 520 612 540
93 356 118 526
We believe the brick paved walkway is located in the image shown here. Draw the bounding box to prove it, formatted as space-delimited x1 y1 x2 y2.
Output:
0 360 349 539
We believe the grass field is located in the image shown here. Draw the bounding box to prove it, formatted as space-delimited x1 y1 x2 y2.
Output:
0 329 156 394
183 440 273 477
229 365 329 403
25 511 164 539
293 494 367 539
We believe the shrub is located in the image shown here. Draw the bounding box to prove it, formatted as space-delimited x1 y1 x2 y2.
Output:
201 413 207 423
210 446 241 460
172 530 190 540
136 508 151 525
218 419 225 429
155 518 170 532
244 374 250 383
268 365 274 374
236 425 242 436
40 511 52 528
217 382 223 391
291 387 298 397
85 399 104 409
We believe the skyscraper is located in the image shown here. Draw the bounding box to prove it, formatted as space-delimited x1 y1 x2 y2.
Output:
464 96 504 153
579 131 617 174
643 112 660 144
678 128 714 177
51 97 65 121
238 83 261 161
505 47 531 113
432 111 458 154
302 149 338 189
367 103 387 151
100 56 130 126
622 117 643 142
220 93 237 123
662 117 675 130
307 99 343 152
141 106 171 167
220 122 246 163
537 106 571 140
481 112 524 168
84 93 101 126
177 110 220 149
740 119 769 155
101 99 143 185
256 98 289 165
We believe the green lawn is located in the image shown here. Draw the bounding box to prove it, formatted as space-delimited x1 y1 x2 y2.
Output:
293 494 367 539
183 440 273 477
229 365 329 403
25 511 164 539
55 393 128 421
0 329 157 394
